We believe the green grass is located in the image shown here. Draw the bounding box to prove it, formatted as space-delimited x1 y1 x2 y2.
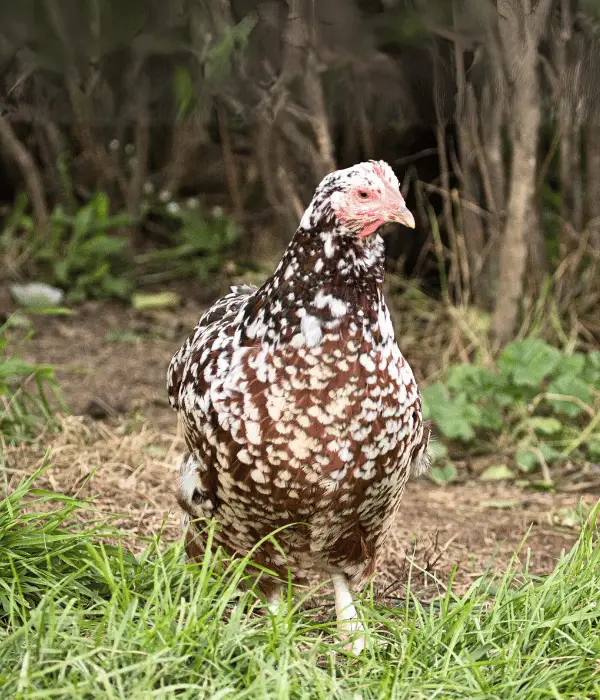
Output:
1 474 599 698
1 315 63 445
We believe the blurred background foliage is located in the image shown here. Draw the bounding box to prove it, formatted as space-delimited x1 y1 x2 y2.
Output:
0 2 598 309
0 0 598 345
0 0 599 475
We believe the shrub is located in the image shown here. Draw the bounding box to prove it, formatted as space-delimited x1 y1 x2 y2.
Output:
422 339 600 478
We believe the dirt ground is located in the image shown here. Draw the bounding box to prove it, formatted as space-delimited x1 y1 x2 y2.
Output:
3 294 598 596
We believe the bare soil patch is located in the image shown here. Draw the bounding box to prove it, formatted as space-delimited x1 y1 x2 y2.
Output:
3 295 598 595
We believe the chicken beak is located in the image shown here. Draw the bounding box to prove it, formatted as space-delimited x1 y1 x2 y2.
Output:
391 205 415 229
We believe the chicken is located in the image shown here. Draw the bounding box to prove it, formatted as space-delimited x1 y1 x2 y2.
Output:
167 160 430 653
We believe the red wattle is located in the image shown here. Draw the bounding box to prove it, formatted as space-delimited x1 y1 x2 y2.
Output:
359 219 383 238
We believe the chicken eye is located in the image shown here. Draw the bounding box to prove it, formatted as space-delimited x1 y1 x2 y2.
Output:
358 190 369 199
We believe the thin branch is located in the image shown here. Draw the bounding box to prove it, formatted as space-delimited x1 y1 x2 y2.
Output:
0 115 49 240
216 100 245 225
126 79 150 219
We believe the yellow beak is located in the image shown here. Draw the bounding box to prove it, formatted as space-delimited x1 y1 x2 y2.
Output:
392 205 415 229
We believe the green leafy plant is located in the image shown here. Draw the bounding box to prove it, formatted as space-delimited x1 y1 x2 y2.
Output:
0 315 62 444
36 193 136 302
1 192 136 302
422 339 600 478
2 190 241 302
135 200 240 283
172 14 258 119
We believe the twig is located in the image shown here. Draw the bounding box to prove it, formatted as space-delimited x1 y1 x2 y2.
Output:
435 123 462 304
394 148 439 167
216 100 245 225
420 182 493 220
126 79 150 221
65 73 128 201
163 119 206 196
0 115 49 239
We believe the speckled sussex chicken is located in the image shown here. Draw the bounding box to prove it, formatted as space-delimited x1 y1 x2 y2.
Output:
167 160 430 653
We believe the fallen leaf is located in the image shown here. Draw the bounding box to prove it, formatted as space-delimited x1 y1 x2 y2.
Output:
480 464 515 482
132 292 180 310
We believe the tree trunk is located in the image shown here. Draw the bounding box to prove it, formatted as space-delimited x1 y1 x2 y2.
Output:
556 0 583 248
303 47 336 180
479 81 505 307
586 123 600 252
526 191 547 290
454 41 485 306
491 0 551 349
491 67 541 348
252 0 336 239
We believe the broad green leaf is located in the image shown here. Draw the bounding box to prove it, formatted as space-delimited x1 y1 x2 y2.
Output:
480 465 515 481
588 438 600 460
429 463 457 485
427 440 448 463
446 364 493 393
546 374 592 417
583 351 600 387
78 235 128 258
516 443 560 472
422 385 480 441
92 192 110 222
102 275 134 299
54 259 70 284
90 213 136 231
554 354 586 377
515 449 538 472
421 384 447 421
446 364 505 404
477 405 504 431
539 442 560 462
525 417 563 436
71 201 96 248
493 390 519 407
75 261 110 284
173 65 195 119
498 339 560 387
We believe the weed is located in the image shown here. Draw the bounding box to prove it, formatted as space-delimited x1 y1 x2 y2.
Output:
1 192 135 302
2 192 240 302
422 339 600 481
0 316 62 445
37 193 136 302
134 200 240 284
